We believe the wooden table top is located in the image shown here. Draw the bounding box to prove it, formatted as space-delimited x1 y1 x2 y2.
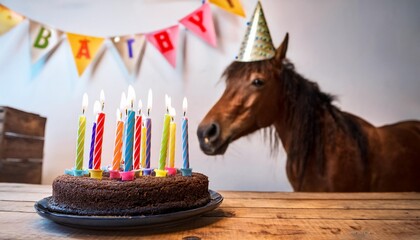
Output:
0 183 419 239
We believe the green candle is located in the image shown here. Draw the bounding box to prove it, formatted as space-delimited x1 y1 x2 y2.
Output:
75 93 88 170
158 113 171 170
158 94 171 170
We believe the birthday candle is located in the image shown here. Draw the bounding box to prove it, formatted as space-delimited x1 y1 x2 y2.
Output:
168 108 176 168
75 93 88 171
158 94 171 170
88 122 96 169
145 89 152 168
133 100 142 170
140 121 147 168
112 109 124 171
182 97 189 169
93 91 106 170
124 86 135 172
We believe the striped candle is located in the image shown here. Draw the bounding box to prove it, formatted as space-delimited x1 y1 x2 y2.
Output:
88 123 96 169
75 94 88 170
168 108 176 168
93 103 105 170
140 123 147 168
158 114 171 170
124 109 135 172
112 109 124 171
182 97 189 169
133 114 142 170
145 117 152 168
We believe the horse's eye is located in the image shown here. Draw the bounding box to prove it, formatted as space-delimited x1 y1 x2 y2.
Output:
252 78 265 87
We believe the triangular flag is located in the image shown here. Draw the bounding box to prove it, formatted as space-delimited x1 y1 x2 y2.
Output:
180 3 217 47
146 25 179 68
112 34 146 75
209 0 245 17
0 4 25 35
66 33 104 76
30 21 63 63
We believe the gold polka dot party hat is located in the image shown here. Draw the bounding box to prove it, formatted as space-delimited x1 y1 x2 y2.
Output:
236 1 275 62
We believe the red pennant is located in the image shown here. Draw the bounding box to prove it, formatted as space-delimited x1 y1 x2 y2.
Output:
146 25 179 68
180 3 217 47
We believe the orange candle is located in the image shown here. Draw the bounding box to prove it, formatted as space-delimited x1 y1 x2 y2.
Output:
112 109 124 171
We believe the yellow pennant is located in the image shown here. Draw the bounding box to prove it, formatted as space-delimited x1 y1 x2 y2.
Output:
209 0 246 17
67 33 104 76
0 5 25 35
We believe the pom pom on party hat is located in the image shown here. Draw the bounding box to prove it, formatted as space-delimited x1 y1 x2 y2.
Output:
236 1 275 62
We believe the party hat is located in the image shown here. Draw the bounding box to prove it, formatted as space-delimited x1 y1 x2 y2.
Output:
236 1 275 62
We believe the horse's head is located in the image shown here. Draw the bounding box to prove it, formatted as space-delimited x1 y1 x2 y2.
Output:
197 34 289 155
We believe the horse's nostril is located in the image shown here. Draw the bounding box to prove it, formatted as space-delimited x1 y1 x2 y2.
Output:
203 123 220 143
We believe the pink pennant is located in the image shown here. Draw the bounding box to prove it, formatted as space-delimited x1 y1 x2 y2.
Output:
180 3 217 47
146 25 179 68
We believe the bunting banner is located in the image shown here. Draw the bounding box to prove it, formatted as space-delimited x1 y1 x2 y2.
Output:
146 25 179 68
112 34 147 75
209 0 246 17
30 21 63 63
1 1 246 76
180 3 217 47
67 33 105 76
0 4 24 35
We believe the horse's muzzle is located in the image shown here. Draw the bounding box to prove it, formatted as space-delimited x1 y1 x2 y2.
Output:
197 122 228 155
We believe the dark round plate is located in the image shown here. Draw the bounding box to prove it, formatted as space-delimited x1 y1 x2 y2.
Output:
34 190 223 230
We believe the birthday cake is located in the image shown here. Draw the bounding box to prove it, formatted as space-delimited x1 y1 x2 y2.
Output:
48 172 210 216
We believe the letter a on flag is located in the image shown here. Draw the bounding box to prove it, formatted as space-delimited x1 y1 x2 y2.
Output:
0 4 25 35
209 0 246 17
146 25 179 68
67 33 104 76
30 21 63 63
112 34 146 75
180 3 217 47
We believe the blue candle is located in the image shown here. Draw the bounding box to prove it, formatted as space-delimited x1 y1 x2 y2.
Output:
124 109 135 172
182 97 189 169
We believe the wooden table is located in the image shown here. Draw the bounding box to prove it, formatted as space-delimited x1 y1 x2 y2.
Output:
0 183 419 239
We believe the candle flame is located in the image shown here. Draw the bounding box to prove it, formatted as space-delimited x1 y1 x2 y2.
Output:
182 97 187 117
147 89 152 116
82 93 88 114
127 85 136 109
169 107 176 118
93 100 101 116
100 90 105 111
138 99 142 114
120 92 127 114
116 108 122 122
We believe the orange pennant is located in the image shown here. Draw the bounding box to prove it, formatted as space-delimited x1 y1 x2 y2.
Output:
209 0 245 17
67 33 104 76
0 5 25 35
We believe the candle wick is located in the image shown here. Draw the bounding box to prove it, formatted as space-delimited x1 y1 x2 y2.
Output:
147 109 150 117
183 111 186 117
101 103 104 111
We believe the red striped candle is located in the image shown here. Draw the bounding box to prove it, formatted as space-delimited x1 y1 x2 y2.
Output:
133 114 142 170
93 100 106 170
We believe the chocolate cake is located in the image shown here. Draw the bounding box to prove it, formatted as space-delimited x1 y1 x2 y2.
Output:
48 173 211 216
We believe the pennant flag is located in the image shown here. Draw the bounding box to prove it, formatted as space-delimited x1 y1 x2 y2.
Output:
112 34 146 75
0 4 25 35
67 33 104 76
209 0 245 17
180 3 217 47
30 22 63 63
146 25 179 68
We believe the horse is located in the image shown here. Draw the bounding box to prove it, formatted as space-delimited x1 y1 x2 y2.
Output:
197 33 420 192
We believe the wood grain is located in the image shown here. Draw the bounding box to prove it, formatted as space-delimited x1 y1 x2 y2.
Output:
0 183 419 239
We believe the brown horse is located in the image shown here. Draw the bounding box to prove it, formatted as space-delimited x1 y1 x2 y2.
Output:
197 33 420 192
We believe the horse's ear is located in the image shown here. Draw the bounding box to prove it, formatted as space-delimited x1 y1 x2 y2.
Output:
275 33 289 62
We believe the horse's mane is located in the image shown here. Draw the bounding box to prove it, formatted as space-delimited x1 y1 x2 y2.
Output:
224 60 368 190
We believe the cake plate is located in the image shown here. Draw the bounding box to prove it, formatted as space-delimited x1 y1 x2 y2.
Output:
34 190 223 230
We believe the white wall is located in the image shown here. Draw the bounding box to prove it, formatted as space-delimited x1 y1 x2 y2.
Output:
0 0 419 191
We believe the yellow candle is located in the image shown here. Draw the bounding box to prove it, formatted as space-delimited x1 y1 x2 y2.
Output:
168 108 176 168
112 109 124 171
140 123 147 168
75 93 88 171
